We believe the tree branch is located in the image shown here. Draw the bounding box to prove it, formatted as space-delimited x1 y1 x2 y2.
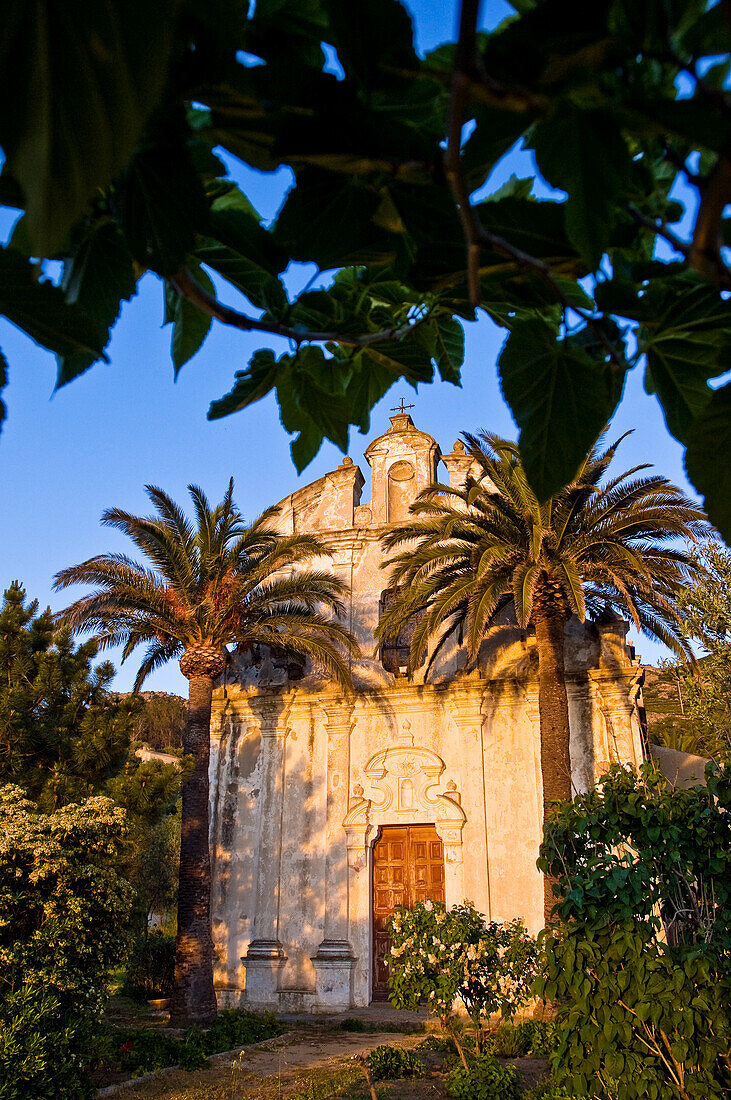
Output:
167 268 425 348
445 0 626 368
689 143 731 288
626 204 690 258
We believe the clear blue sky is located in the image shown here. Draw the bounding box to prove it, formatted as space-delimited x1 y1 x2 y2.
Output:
0 0 693 693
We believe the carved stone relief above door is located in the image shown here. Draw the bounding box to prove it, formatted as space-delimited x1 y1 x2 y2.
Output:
343 742 467 899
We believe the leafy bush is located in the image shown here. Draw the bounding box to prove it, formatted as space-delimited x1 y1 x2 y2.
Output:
538 761 731 1099
387 900 538 1059
0 787 133 1099
446 1052 521 1100
122 930 175 999
205 1008 283 1051
365 1045 425 1081
117 1027 180 1075
490 1022 532 1058
418 1033 455 1053
489 1020 558 1058
0 986 101 1100
178 1028 208 1071
114 1009 284 1075
525 1020 559 1058
523 1080 571 1099
339 1017 366 1031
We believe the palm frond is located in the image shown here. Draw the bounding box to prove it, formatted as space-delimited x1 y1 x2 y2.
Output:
378 429 710 679
54 482 359 689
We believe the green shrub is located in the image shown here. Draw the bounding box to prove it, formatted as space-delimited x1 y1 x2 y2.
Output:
446 1052 521 1100
204 1008 283 1051
178 1028 208 1071
418 1033 454 1052
538 762 731 1099
388 902 539 1033
339 1017 366 1031
122 930 175 999
489 1020 558 1058
117 1028 180 1074
523 1079 571 1099
526 1020 558 1057
365 1045 425 1081
0 985 102 1100
114 1009 284 1075
0 788 133 1099
490 1022 532 1058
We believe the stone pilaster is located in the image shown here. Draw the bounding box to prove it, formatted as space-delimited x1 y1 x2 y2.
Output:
590 669 645 775
312 701 356 1009
242 698 289 1006
445 685 485 911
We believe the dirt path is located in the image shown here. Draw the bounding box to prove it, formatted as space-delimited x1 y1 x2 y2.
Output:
103 1026 426 1099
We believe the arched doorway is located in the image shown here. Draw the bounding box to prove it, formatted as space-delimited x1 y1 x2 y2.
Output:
371 824 445 1000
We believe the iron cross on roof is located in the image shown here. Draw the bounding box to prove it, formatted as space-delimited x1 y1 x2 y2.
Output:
390 398 415 414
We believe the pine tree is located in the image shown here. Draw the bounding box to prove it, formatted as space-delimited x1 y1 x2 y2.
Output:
0 581 138 809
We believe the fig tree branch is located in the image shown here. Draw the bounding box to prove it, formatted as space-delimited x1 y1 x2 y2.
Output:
168 268 425 348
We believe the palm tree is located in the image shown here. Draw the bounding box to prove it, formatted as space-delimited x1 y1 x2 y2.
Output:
54 480 356 1025
376 432 708 923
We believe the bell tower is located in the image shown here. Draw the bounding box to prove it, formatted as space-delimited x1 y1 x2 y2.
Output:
363 413 441 526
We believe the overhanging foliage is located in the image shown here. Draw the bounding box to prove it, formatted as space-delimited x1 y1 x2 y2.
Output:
1 0 731 536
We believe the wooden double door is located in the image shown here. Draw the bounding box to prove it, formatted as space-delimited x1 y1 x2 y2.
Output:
371 824 445 1000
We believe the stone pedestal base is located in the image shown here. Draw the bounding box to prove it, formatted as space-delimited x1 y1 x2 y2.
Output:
311 941 356 1009
242 940 287 1007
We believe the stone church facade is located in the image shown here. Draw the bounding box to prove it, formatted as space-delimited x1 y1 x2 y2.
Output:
209 413 646 1012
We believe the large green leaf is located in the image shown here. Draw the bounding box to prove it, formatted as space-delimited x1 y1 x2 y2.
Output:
499 318 626 500
0 1 179 255
275 351 352 466
462 110 533 193
207 190 287 274
362 337 434 386
208 348 282 420
625 97 731 155
57 219 138 386
250 0 328 70
633 276 731 443
271 70 440 172
117 139 209 276
0 248 107 367
195 240 288 317
386 180 467 283
323 0 416 90
477 196 586 273
343 354 398 434
482 0 616 84
431 315 465 385
287 290 367 337
289 348 352 451
165 264 215 376
531 107 634 269
645 347 728 445
274 169 396 269
685 383 731 543
194 188 288 315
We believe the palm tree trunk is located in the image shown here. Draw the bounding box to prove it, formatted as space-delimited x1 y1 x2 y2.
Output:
534 608 572 926
169 672 218 1026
